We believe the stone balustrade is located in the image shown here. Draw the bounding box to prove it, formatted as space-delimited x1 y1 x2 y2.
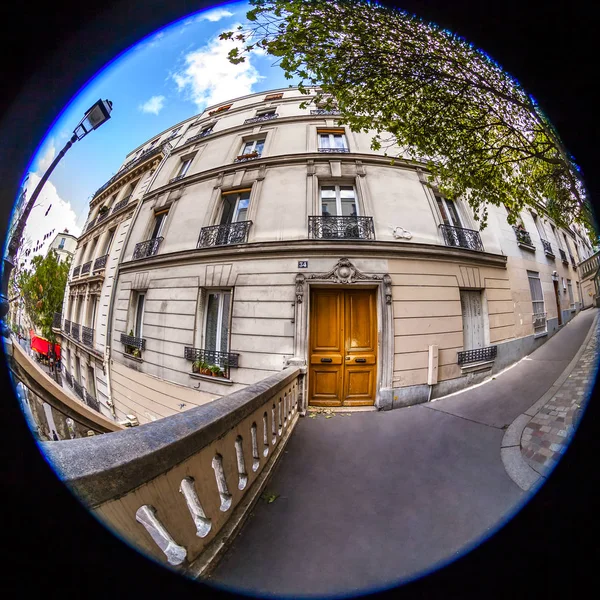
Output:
42 366 305 576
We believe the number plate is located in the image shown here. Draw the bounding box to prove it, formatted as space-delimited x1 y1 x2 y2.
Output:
298 260 308 268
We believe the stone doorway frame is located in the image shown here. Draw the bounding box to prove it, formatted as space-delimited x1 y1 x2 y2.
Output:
288 258 394 412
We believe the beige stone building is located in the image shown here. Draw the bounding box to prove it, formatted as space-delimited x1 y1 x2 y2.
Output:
57 87 595 424
47 230 78 264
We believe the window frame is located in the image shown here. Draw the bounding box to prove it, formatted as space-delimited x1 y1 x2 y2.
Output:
319 184 359 217
527 270 547 334
134 292 146 339
239 138 266 157
219 189 251 225
202 288 232 356
317 129 348 150
435 195 463 228
150 208 169 240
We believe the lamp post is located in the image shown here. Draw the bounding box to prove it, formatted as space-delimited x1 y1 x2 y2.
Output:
1 99 113 339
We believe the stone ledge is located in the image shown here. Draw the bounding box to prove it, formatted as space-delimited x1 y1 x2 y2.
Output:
190 372 233 386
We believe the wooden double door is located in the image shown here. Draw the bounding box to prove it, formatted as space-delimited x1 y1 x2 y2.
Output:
309 287 377 406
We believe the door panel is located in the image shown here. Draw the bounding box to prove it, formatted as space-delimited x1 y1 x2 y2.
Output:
460 290 485 350
309 287 377 406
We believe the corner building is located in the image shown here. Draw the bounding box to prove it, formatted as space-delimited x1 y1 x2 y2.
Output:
60 87 595 424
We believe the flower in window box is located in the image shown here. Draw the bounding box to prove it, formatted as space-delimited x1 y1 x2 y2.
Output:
98 205 109 215
210 365 224 377
236 151 259 160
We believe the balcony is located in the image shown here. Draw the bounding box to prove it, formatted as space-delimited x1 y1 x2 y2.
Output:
578 251 600 280
72 379 84 400
82 325 94 349
71 323 80 341
244 113 278 125
318 147 350 153
93 254 108 271
541 239 555 257
184 347 239 380
121 333 146 358
52 312 62 329
63 319 71 335
311 108 342 115
197 221 252 248
96 209 111 224
308 216 375 240
64 369 73 388
457 346 497 366
84 218 97 232
559 249 568 264
112 195 131 213
170 174 185 183
439 224 484 251
72 265 81 278
513 226 534 249
133 237 163 260
81 261 92 276
85 390 100 412
187 129 213 144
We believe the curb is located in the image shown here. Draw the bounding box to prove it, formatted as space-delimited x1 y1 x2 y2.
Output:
501 309 599 492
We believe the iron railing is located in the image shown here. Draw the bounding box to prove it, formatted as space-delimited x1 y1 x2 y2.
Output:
541 239 554 256
187 129 213 144
133 237 163 260
81 261 92 275
318 147 350 153
533 312 547 332
82 325 94 348
63 319 71 335
457 346 497 366
121 333 146 357
71 323 80 341
112 196 130 213
570 255 577 269
244 113 278 124
184 347 239 380
170 174 185 183
93 254 108 271
72 265 81 278
197 221 252 248
559 249 568 263
53 312 62 329
513 226 534 247
439 224 484 251
85 390 100 412
64 370 73 388
96 209 111 224
310 109 341 115
73 380 85 400
85 218 97 232
308 216 375 240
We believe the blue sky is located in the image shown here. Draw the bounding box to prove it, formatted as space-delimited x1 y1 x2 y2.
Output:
17 1 298 266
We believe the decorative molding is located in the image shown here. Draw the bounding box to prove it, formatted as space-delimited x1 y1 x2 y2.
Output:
391 226 413 240
355 160 366 177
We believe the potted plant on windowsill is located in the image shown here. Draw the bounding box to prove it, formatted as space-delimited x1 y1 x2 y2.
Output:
210 365 224 377
236 151 259 161
98 205 109 215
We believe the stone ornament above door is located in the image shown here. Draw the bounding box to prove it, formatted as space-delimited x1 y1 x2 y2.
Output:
295 258 392 304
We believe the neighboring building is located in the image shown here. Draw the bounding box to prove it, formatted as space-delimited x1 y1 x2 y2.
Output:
47 231 78 264
56 87 595 424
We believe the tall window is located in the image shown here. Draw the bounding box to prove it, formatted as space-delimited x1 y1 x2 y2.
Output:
75 356 82 385
204 290 231 356
239 138 265 157
567 279 574 307
551 224 563 250
320 185 358 217
436 195 463 227
527 270 546 334
532 213 547 242
103 228 116 254
150 209 168 239
58 237 66 249
87 295 98 329
174 157 193 179
220 191 250 224
87 365 97 398
134 293 145 339
318 130 348 151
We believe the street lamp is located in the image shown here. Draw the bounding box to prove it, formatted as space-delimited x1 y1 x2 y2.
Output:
0 99 113 338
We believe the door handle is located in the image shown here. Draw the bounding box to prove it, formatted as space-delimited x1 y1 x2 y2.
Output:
355 358 367 363
320 358 332 363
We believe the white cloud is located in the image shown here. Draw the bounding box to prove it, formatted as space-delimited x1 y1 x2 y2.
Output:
138 95 166 115
17 172 81 269
197 8 234 22
172 29 264 109
37 140 56 172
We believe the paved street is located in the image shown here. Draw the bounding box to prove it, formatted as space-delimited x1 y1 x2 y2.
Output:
210 308 597 598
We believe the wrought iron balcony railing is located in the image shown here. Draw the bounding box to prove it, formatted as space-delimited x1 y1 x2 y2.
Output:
121 333 146 358
457 345 497 366
570 255 577 269
559 249 568 263
85 218 97 232
85 390 100 412
112 196 130 213
184 347 239 380
197 221 252 248
81 261 92 275
318 147 350 153
73 379 85 400
96 209 111 224
72 265 81 278
170 174 185 183
187 129 213 144
513 226 534 248
64 369 73 388
310 109 341 115
71 322 80 341
244 113 278 124
63 319 71 335
133 237 163 260
541 239 554 256
53 312 62 329
308 216 375 240
82 325 94 348
93 254 108 271
439 224 484 251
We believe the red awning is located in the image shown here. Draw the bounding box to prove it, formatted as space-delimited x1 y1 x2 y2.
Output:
30 335 61 359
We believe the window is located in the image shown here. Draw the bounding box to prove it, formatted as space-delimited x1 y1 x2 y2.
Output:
167 127 181 140
220 191 250 224
239 138 265 157
531 213 546 241
103 229 116 254
87 295 98 329
173 157 193 180
256 109 276 118
58 237 66 249
150 209 168 239
320 185 358 217
318 129 348 151
200 124 214 135
436 195 462 228
551 224 562 249
134 293 145 339
75 356 82 385
527 270 546 334
567 279 574 307
204 290 232 356
86 365 97 398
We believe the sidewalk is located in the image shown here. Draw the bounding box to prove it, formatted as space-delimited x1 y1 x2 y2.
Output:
502 310 598 488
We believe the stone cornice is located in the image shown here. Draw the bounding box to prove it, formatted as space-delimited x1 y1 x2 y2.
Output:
119 239 507 274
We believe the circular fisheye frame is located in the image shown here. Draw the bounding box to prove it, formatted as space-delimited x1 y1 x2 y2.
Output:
2 0 597 597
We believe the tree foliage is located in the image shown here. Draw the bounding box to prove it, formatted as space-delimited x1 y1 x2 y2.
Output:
221 0 594 234
17 249 70 342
